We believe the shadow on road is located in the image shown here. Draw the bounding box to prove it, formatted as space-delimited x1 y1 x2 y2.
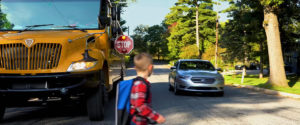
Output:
2 100 115 125
150 82 292 125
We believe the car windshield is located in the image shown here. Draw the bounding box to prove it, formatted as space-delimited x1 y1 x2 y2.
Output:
0 0 100 30
179 61 215 71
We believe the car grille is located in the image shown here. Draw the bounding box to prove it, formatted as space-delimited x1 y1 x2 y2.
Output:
188 87 218 90
0 43 62 70
191 77 216 84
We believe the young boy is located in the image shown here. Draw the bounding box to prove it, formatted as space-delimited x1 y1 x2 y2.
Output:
130 53 166 125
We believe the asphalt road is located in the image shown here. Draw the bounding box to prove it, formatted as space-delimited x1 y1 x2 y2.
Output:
2 63 300 125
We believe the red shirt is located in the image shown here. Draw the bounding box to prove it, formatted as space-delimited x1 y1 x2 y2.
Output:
130 77 160 125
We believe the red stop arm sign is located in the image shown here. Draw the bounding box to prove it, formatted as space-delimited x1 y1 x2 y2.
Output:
114 35 134 54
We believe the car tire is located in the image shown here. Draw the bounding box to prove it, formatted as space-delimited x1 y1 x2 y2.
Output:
168 77 174 91
87 71 106 121
0 97 5 122
174 82 180 95
215 91 224 97
169 85 174 91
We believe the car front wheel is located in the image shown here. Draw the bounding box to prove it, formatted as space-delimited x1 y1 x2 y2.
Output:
174 82 181 95
168 77 174 91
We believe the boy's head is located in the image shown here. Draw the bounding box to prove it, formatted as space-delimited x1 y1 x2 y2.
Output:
134 53 153 77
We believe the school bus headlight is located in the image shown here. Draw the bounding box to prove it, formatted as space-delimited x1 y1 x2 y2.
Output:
67 61 98 72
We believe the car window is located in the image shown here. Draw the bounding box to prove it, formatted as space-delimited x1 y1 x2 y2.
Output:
179 61 215 71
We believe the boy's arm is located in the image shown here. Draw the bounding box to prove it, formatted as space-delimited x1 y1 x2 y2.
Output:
131 81 160 122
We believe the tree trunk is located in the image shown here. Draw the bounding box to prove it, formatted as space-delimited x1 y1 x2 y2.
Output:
215 13 219 68
196 4 200 58
263 7 288 87
259 41 264 79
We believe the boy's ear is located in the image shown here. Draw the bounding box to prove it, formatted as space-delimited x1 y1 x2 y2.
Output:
148 64 153 70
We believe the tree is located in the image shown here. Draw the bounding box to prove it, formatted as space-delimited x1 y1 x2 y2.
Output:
223 0 299 85
165 0 216 60
114 0 138 33
131 23 169 60
179 45 199 59
0 4 13 29
131 25 149 53
144 24 169 60
261 0 288 87
221 0 267 78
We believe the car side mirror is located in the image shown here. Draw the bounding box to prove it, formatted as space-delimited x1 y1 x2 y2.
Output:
170 66 176 70
216 68 222 72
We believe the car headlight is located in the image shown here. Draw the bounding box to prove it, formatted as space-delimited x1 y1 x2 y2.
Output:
67 61 97 72
216 76 224 81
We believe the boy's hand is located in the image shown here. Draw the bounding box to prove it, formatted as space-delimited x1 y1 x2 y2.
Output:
156 115 166 124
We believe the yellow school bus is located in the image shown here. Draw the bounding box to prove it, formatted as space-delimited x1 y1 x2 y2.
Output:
0 0 124 121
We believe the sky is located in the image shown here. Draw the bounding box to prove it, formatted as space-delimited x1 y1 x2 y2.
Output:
122 0 230 36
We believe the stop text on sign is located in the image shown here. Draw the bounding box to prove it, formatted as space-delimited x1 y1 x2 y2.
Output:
116 41 132 49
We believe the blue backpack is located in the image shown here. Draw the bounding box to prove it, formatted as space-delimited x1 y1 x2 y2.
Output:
115 77 149 125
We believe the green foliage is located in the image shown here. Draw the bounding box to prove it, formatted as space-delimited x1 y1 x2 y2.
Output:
260 0 284 7
202 44 226 66
179 45 199 59
221 0 300 65
131 22 169 60
277 0 300 51
0 4 13 29
131 25 149 53
145 25 167 59
165 0 216 60
220 0 267 64
113 0 138 33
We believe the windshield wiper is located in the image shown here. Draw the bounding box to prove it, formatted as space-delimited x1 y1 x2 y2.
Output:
55 25 87 32
21 24 54 32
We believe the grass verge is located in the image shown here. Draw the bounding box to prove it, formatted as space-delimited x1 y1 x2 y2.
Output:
224 74 300 95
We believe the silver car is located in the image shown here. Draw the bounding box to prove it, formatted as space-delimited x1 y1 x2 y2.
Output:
169 59 224 96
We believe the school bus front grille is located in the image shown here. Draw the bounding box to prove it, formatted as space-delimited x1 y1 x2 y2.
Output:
0 43 62 70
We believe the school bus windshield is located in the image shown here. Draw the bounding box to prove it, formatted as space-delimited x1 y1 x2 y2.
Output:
0 0 101 30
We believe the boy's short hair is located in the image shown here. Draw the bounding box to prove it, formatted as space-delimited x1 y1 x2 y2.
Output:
134 53 153 72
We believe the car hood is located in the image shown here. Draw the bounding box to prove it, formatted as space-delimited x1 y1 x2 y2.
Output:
178 70 221 78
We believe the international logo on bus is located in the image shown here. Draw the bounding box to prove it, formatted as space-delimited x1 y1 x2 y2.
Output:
25 39 34 47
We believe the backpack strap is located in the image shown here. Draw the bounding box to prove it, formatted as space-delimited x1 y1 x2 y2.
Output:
133 77 150 101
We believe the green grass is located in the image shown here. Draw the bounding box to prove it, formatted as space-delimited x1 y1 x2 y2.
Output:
224 74 300 95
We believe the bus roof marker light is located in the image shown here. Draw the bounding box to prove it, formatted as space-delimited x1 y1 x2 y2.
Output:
122 36 126 40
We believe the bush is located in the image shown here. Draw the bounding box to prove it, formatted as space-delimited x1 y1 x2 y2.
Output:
179 45 199 59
